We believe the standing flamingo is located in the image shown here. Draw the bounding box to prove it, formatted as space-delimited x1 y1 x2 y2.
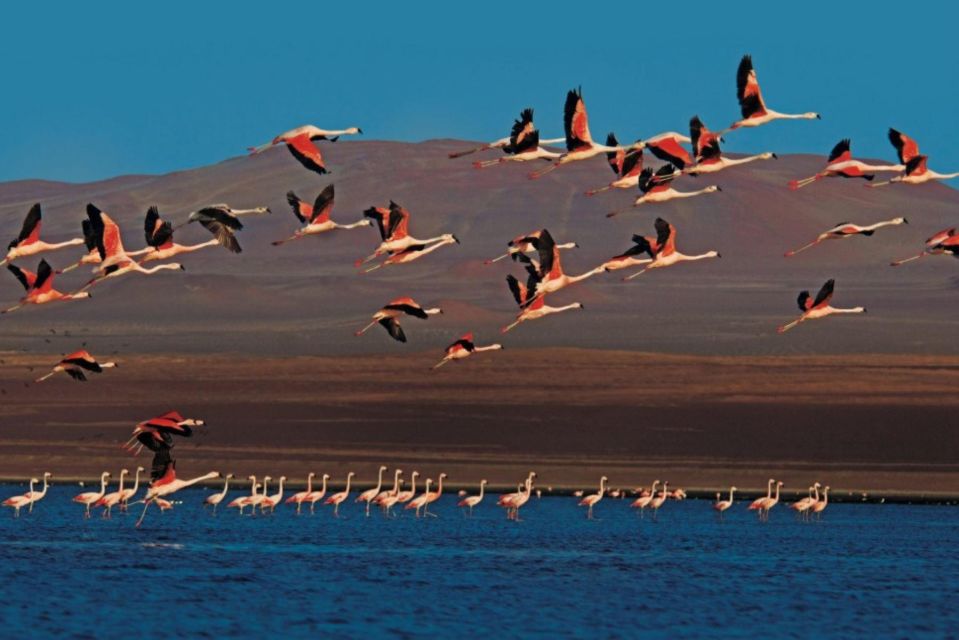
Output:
605 165 718 215
118 466 145 512
395 471 419 506
325 472 355 517
134 462 219 527
585 132 692 196
248 125 362 175
285 472 316 514
22 471 53 513
758 481 784 521
630 480 660 517
499 472 536 521
356 465 388 516
247 476 271 515
305 474 331 514
355 298 443 343
618 218 721 281
140 205 240 261
890 227 959 266
789 139 904 190
778 279 866 333
472 109 563 168
869 128 959 187
227 476 260 515
790 483 821 520
374 469 404 507
713 487 736 520
35 350 118 382
3 259 91 314
748 479 775 516
578 476 607 520
432 332 503 369
422 473 447 517
811 486 830 520
501 274 583 333
261 476 287 514
95 469 129 518
648 481 670 521
450 107 564 158
785 218 908 257
689 116 776 174
725 54 820 131
2 478 36 518
205 473 234 514
1 203 85 267
458 479 488 517
73 472 111 518
272 185 372 246
405 478 434 518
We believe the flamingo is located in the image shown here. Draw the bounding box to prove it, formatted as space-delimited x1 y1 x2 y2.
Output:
272 185 372 246
432 332 503 369
134 462 220 527
247 476 271 515
35 350 118 382
356 465 388 516
395 471 419 505
458 479 488 517
1 203 85 267
648 481 669 521
585 132 693 196
355 298 443 342
605 165 719 216
501 274 582 333
227 476 259 515
404 478 434 518
777 279 865 334
261 476 287 514
472 108 563 168
3 259 91 314
785 218 908 257
422 473 447 517
521 229 605 303
59 218 132 274
713 486 736 520
73 471 111 518
83 204 156 273
362 235 459 273
578 476 607 520
811 486 830 519
139 205 240 261
22 471 53 513
528 88 628 179
748 479 775 516
95 469 129 518
758 481 784 521
305 474 331 514
118 466 144 512
284 472 316 514
789 139 904 190
325 472 355 517
82 207 184 289
669 488 687 500
374 469 404 506
122 410 204 459
890 227 959 266
725 54 820 131
619 218 720 281
248 124 362 175
180 204 270 242
356 202 454 266
869 128 959 187
498 472 536 521
630 480 659 517
2 478 36 518
485 229 578 265
688 116 776 175
790 483 821 520
450 107 564 158
205 473 234 514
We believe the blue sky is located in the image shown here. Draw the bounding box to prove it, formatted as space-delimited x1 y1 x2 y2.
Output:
2 2 957 182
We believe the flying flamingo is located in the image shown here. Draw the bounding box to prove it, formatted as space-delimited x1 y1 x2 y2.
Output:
472 109 563 168
458 479 488 517
205 473 234 514
325 472 355 517
272 185 372 246
81 207 183 289
789 139 904 190
648 481 670 521
134 462 220 527
811 486 830 519
140 205 241 261
785 218 908 257
355 298 443 342
600 234 665 273
284 472 316 514
432 332 503 369
725 54 820 132
3 259 91 314
22 471 53 513
305 474 331 514
585 132 692 196
578 476 608 520
618 218 720 281
528 88 628 179
757 481 784 521
261 476 287 514
422 473 447 517
748 479 775 516
501 273 582 333
362 235 459 273
35 350 118 382
688 116 776 175
179 204 270 243
630 480 659 517
73 471 111 518
357 202 458 267
891 227 958 266
869 129 959 187
485 229 578 265
356 465 388 516
521 229 605 303
404 478 433 517
450 107 564 158
95 469 129 518
248 125 362 175
227 476 259 515
713 487 736 520
1 203 85 267
605 165 719 216
60 218 136 274
2 478 37 518
777 279 865 333
84 204 158 273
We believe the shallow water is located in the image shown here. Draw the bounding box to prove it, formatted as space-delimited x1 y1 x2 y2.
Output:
2 486 956 639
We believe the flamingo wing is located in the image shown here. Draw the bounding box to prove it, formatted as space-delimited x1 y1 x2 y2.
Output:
33 259 54 292
144 206 174 249
10 203 42 249
887 128 920 164
563 88 592 151
618 235 655 259
386 202 410 240
81 219 97 252
286 191 311 224
64 368 88 381
447 333 475 354
605 133 625 176
378 317 407 342
198 218 242 254
383 298 428 318
647 138 691 170
6 264 36 291
905 155 928 177
636 167 656 194
363 207 390 240
508 108 538 154
285 134 328 175
310 184 335 224
531 229 556 277
61 350 102 372
194 206 243 231
828 139 852 164
736 55 768 119
654 217 676 255
505 274 527 307
620 148 644 177
812 279 835 308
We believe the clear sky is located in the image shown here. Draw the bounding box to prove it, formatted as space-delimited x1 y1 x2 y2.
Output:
2 1 957 183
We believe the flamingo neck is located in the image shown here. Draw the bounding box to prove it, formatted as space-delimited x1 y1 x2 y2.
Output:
478 482 485 500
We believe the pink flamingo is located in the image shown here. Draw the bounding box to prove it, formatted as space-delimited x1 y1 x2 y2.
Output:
777 279 865 334
139 205 240 260
355 298 443 343
3 259 91 315
630 480 660 518
648 481 670 521
305 474 331 514
325 472 355 517
134 463 219 527
458 479 488 517
422 473 447 517
758 481 784 522
21 472 53 513
432 333 503 370
501 275 582 333
725 54 820 131
248 124 362 175
2 478 37 518
713 487 736 520
226 476 260 515
272 185 371 246
261 476 287 514
785 219 908 257
790 483 820 520
395 471 419 505
35 350 117 383
890 227 959 266
450 107 565 159
1 203 85 267
748 479 775 516
73 472 111 518
356 466 388 516
405 478 434 518
811 486 830 519
205 473 234 514
285 472 316 514
616 218 720 281
789 139 903 190
578 476 607 520
95 469 129 518
119 466 145 512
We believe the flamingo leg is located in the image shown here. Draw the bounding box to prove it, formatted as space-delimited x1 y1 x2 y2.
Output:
528 162 559 180
890 253 926 267
271 234 302 246
585 184 612 196
1 303 23 315
623 268 648 281
448 144 491 159
777 317 803 334
135 500 152 528
484 252 512 265
501 320 521 333
354 321 378 336
784 239 822 257
431 358 451 370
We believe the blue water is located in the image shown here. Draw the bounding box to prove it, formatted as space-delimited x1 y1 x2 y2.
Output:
2 487 956 639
